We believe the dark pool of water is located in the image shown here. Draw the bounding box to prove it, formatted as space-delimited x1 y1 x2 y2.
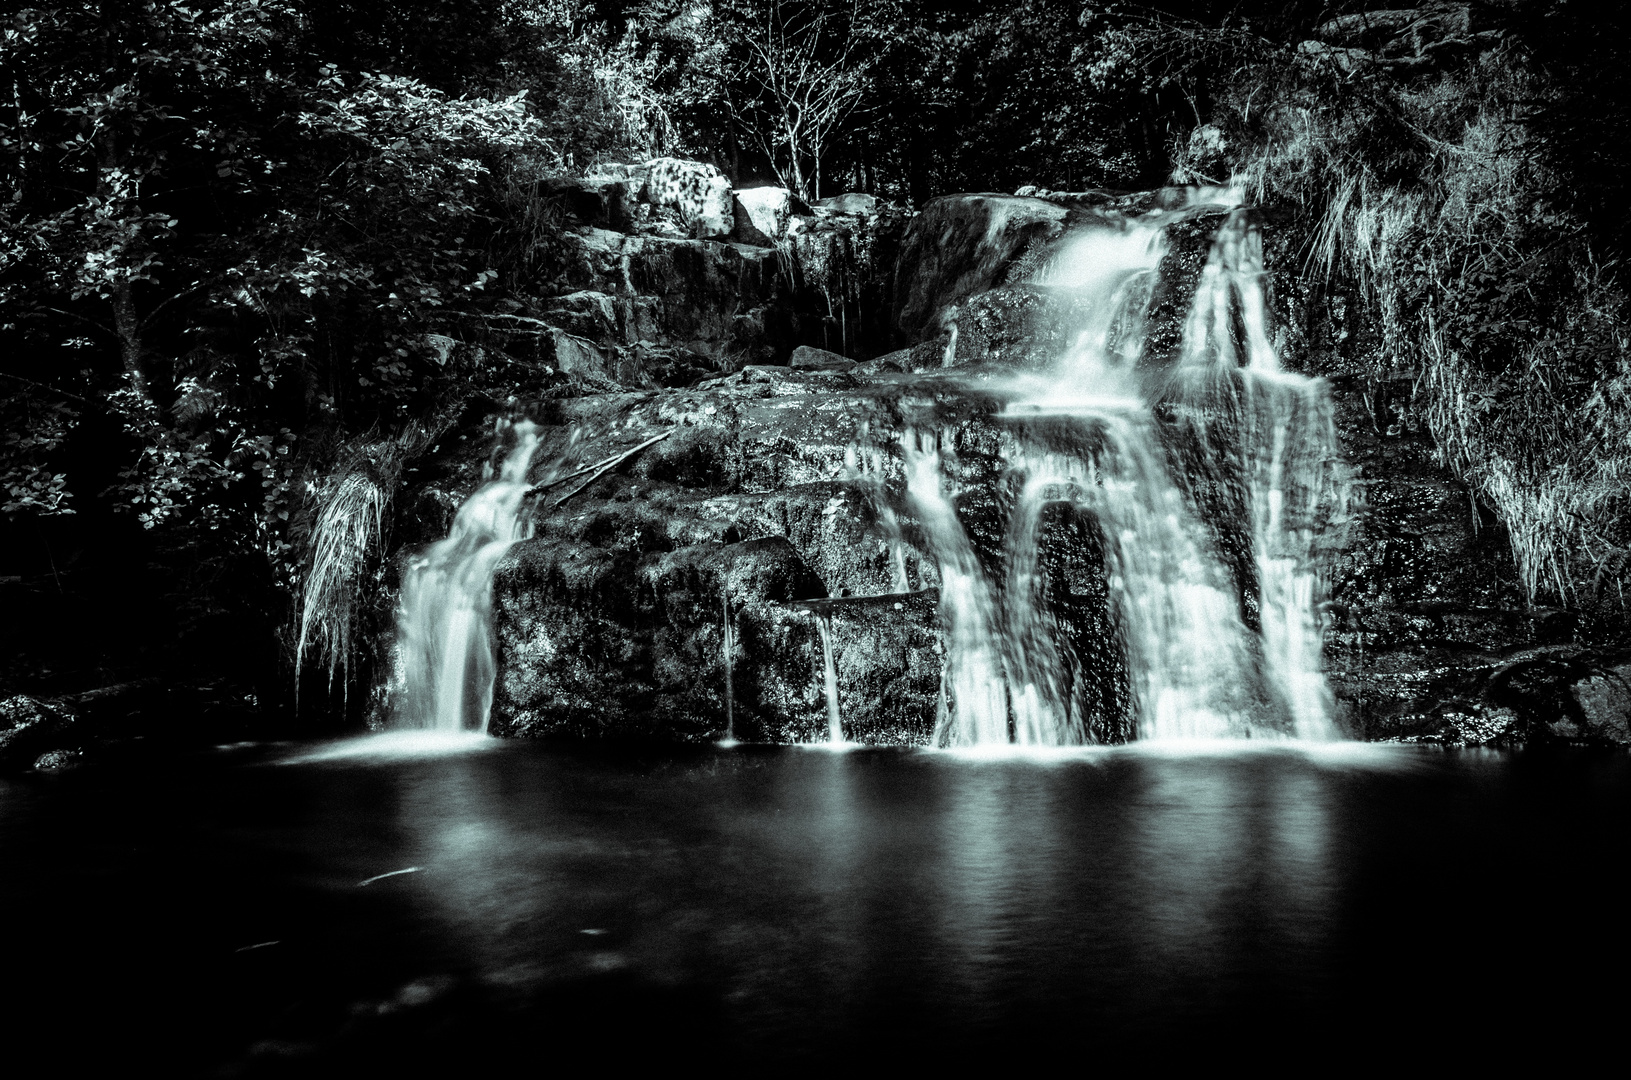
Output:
2 736 1627 1072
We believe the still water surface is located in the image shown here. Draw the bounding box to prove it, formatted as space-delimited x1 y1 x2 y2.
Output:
2 736 1626 1071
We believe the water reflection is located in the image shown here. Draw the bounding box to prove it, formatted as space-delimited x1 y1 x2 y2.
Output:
145 738 1615 1063
8 738 1626 1072
930 762 1070 1009
343 743 1361 1013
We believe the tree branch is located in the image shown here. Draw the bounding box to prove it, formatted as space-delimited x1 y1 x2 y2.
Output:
0 371 95 405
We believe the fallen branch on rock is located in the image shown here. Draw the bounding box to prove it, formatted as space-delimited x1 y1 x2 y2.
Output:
528 430 674 508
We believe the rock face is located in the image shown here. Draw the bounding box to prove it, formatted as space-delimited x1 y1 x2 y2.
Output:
485 367 962 743
890 191 1235 368
476 344 1145 745
489 160 904 387
892 194 1070 341
398 178 1630 748
1267 246 1628 747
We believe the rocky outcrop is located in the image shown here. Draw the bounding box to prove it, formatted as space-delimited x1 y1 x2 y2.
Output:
483 366 969 743
0 679 169 771
642 158 735 240
1303 4 1506 76
0 694 76 770
404 175 1631 748
491 160 905 388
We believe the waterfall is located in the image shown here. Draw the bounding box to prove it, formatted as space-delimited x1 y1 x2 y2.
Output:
903 431 1012 746
1174 209 1348 740
815 612 845 743
721 585 736 743
898 201 1345 745
394 422 541 732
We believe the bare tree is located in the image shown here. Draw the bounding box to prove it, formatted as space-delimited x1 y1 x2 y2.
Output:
738 0 875 201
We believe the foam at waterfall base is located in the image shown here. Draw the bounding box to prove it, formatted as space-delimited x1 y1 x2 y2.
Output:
925 739 1417 770
279 730 496 764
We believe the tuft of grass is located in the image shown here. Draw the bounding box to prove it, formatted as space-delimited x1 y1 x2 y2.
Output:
296 470 388 697
294 428 430 700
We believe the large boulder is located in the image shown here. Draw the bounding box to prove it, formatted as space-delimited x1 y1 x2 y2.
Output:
733 187 794 245
642 158 734 240
480 365 1034 744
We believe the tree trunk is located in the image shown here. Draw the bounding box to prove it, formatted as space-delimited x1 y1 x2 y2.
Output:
110 279 147 398
787 135 807 202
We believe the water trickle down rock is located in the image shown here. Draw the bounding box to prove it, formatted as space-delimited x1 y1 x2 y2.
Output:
394 422 542 732
1166 208 1351 739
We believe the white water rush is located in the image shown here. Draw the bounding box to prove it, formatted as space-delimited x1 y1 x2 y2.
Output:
394 421 541 732
901 199 1347 747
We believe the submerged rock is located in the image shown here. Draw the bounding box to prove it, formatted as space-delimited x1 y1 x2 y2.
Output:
32 748 83 770
1572 664 1631 743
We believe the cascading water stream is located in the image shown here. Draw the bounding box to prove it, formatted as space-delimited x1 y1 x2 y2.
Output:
721 585 736 743
394 422 541 732
815 612 845 743
1174 209 1348 740
903 431 1012 746
893 198 1346 746
999 468 1083 745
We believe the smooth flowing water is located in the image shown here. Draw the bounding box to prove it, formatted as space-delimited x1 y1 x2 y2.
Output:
905 200 1346 746
815 612 844 743
4 739 1625 1070
393 423 540 732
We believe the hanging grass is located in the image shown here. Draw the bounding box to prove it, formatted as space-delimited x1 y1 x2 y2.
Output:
293 430 429 700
